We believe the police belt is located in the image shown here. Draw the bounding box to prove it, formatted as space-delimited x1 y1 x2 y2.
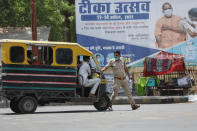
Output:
114 76 126 80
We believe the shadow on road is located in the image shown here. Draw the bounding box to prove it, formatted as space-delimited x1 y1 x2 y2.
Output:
1 109 135 115
0 109 110 115
35 110 100 114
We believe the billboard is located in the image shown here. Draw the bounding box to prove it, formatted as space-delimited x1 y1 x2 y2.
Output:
75 0 197 67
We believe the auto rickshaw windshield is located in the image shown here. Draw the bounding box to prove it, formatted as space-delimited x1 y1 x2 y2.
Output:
90 56 100 70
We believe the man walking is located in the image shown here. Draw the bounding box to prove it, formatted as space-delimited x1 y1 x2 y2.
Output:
101 51 140 110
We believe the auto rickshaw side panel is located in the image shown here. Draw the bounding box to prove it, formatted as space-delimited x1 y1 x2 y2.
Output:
1 63 77 94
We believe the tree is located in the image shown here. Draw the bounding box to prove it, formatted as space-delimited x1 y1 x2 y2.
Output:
0 0 76 42
0 0 31 27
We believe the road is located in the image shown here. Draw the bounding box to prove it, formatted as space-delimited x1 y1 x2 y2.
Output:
0 102 197 131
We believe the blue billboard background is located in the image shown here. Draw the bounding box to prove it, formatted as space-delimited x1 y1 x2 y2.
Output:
76 0 197 67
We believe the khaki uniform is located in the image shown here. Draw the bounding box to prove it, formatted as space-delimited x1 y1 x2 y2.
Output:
106 57 135 105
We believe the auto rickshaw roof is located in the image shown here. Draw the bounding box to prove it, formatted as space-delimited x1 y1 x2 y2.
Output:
0 39 93 55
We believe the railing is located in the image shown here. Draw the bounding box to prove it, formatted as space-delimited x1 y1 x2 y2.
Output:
133 67 197 96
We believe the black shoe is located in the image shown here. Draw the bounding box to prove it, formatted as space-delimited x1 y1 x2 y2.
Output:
131 104 140 110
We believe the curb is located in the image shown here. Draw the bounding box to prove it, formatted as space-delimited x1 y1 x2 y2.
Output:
65 96 189 105
114 96 189 104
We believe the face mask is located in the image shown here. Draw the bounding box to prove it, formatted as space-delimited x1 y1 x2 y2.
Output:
115 57 119 61
164 9 173 17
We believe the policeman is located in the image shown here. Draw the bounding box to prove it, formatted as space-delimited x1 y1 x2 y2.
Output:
102 50 140 110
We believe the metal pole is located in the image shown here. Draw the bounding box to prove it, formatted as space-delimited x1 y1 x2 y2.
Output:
31 0 38 56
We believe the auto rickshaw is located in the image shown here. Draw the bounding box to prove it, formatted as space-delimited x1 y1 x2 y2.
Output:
0 39 110 113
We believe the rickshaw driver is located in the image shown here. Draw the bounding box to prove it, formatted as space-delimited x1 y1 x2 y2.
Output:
79 56 101 97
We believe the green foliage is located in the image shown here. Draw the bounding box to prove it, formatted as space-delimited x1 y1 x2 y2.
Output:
0 0 31 27
0 0 76 42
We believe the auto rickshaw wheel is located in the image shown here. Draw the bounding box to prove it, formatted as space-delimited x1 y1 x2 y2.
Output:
93 94 110 111
18 96 38 114
10 99 20 113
